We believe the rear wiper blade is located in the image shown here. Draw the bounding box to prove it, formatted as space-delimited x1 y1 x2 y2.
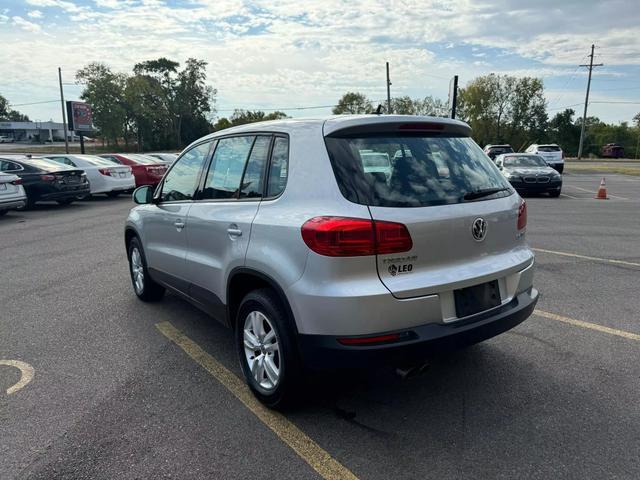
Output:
462 187 509 201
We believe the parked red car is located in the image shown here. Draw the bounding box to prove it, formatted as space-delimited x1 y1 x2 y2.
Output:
601 143 625 159
99 154 168 187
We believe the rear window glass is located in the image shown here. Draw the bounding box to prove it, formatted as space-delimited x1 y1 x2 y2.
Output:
538 145 561 152
77 155 119 166
489 146 513 153
325 134 512 207
22 158 70 171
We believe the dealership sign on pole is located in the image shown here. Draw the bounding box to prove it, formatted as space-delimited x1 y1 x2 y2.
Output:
66 101 93 153
65 101 93 132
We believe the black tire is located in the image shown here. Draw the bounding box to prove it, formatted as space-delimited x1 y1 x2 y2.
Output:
236 288 301 409
0 210 7 216
56 198 74 205
127 236 165 302
106 191 120 198
549 188 561 198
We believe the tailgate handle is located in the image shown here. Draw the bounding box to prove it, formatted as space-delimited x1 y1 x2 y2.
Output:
227 225 242 237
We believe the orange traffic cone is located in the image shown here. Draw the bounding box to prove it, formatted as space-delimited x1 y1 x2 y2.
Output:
595 177 608 200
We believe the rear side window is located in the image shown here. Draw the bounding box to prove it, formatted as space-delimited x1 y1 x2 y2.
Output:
538 145 561 152
0 160 22 171
267 137 288 197
240 136 270 199
202 136 255 200
325 134 511 208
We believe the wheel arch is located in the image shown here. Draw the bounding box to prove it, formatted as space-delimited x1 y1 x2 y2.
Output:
227 267 298 335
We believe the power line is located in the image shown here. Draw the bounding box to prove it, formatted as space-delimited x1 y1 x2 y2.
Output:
9 100 60 107
590 101 640 105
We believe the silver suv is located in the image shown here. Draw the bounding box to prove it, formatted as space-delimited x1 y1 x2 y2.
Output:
125 115 538 407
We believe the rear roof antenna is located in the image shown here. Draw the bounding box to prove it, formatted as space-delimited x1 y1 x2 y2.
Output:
375 104 383 115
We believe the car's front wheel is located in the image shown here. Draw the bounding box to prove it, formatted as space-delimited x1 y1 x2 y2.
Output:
236 289 301 409
549 188 561 197
128 237 165 301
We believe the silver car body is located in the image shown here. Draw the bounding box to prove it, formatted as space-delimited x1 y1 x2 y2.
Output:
45 154 135 194
126 115 536 351
0 171 27 212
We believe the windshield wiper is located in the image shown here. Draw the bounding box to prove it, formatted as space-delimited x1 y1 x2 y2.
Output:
462 187 509 201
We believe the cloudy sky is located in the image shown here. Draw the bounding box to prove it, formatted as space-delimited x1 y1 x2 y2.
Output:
1 0 639 124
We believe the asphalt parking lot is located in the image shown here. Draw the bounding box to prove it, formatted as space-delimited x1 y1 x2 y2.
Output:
1 171 639 480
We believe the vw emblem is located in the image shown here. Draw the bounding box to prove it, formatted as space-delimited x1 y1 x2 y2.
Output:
472 217 487 242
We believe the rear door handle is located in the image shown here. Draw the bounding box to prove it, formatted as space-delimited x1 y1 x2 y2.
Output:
174 220 185 231
227 226 242 237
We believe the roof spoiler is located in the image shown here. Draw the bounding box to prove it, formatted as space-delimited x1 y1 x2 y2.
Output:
324 118 471 138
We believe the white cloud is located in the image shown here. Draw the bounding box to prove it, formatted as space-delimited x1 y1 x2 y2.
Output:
11 16 42 33
25 0 84 14
27 10 43 18
0 0 638 123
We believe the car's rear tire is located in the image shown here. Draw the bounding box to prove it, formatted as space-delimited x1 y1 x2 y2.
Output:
128 237 165 302
0 210 7 216
236 288 301 409
56 198 74 205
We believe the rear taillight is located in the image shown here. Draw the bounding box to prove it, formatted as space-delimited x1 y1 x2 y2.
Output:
301 216 413 257
11 178 22 185
517 199 527 231
40 174 56 181
98 168 112 176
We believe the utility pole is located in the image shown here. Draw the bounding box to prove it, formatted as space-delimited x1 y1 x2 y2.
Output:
58 67 69 153
450 75 459 119
386 62 392 114
577 44 603 159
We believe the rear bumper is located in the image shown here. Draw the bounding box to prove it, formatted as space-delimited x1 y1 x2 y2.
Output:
297 288 538 369
512 181 562 193
39 185 90 200
0 198 26 210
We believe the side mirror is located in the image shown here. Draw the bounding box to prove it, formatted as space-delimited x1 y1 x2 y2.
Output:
133 185 154 204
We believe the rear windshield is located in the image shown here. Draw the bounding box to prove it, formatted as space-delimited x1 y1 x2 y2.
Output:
538 145 561 152
22 158 72 171
77 155 120 166
123 154 157 165
489 146 513 153
504 155 547 167
325 134 512 207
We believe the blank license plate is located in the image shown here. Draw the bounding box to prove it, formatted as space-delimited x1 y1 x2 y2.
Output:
454 280 501 318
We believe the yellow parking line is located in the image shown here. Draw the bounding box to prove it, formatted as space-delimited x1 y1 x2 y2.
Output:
155 322 359 480
532 247 640 268
534 309 640 342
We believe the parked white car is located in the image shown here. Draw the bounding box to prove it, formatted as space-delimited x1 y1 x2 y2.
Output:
0 135 15 143
525 144 564 173
0 170 27 215
45 154 135 197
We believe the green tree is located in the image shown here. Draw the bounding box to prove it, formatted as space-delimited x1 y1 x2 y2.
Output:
332 92 373 114
387 95 448 116
175 58 216 144
0 93 30 121
458 74 547 149
76 63 128 146
213 110 288 131
548 109 581 156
